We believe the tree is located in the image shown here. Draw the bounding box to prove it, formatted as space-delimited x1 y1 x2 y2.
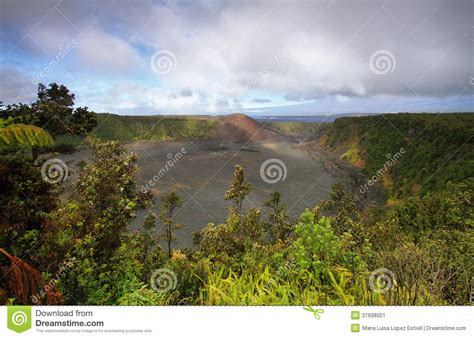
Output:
140 212 163 278
224 165 251 214
0 155 58 252
0 109 57 262
40 137 151 270
70 106 97 134
312 184 371 270
36 83 74 106
34 83 96 136
159 191 184 258
39 138 152 304
263 192 292 242
313 183 362 235
199 165 265 262
0 102 36 125
73 138 151 253
1 83 97 138
292 210 365 284
383 183 474 303
34 83 75 136
0 116 57 305
199 207 264 263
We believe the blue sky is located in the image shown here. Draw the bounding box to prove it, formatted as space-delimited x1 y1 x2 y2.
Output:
1 0 473 116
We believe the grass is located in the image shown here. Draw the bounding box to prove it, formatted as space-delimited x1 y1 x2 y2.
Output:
198 266 442 305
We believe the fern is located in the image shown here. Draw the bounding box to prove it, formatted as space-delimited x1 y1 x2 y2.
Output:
0 124 54 149
0 248 63 304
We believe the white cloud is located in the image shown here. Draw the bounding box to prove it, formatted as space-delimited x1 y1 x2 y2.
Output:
133 0 470 103
1 0 472 114
76 28 145 72
84 83 241 115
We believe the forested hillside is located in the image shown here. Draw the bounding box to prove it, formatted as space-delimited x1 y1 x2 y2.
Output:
321 113 474 199
92 114 217 141
91 113 276 143
262 121 330 138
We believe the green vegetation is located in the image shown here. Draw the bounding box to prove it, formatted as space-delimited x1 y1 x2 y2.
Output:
1 83 97 154
323 113 474 198
0 86 472 306
1 152 471 305
159 191 184 258
263 121 330 137
92 113 217 141
0 123 54 149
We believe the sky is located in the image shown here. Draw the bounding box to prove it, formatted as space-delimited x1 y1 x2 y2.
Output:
0 0 473 116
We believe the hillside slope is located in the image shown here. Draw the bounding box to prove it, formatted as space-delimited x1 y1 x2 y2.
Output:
215 113 277 142
91 113 277 143
318 113 473 199
91 114 217 141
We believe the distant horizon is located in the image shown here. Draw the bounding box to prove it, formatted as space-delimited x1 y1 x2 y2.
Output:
4 86 473 116
93 110 474 118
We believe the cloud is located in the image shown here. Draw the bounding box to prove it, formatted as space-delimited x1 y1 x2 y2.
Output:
252 98 271 103
134 0 471 101
0 65 36 103
82 83 241 115
0 0 472 114
75 28 145 72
